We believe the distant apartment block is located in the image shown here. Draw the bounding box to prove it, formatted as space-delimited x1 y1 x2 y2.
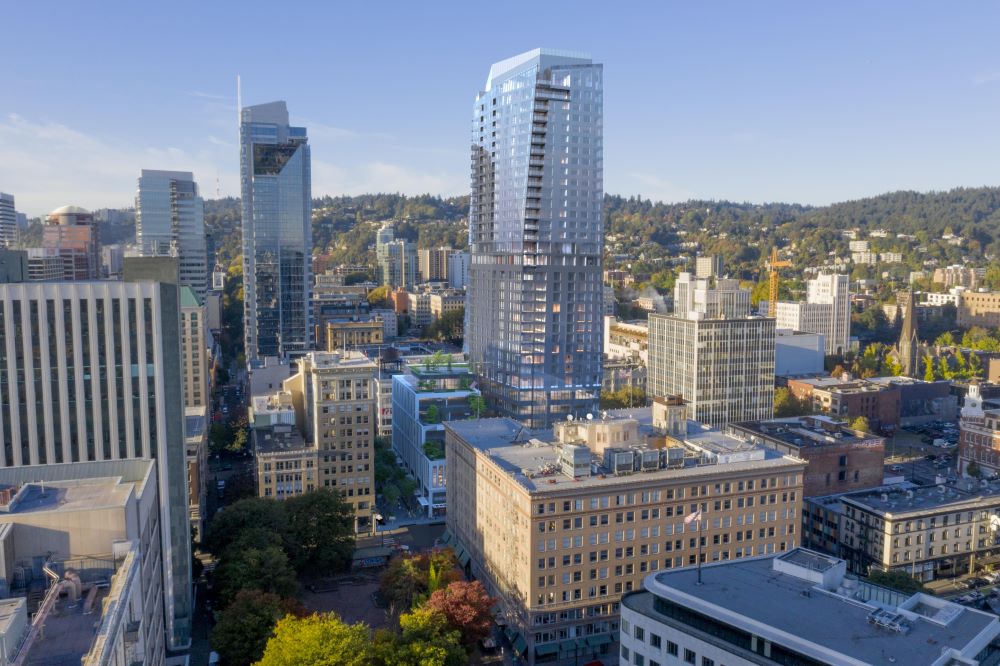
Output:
694 254 722 279
418 247 451 282
934 264 983 289
447 250 469 290
958 290 1000 329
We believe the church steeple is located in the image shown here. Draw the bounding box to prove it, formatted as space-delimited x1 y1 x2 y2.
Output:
898 288 920 377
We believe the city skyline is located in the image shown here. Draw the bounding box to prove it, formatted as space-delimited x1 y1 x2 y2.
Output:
5 2 1000 215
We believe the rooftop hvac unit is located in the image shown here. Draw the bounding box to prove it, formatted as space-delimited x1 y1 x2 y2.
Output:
603 448 635 476
639 449 660 471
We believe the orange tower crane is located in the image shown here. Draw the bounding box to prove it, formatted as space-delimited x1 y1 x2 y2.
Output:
767 247 791 317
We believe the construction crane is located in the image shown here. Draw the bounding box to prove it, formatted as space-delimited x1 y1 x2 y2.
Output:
767 247 791 317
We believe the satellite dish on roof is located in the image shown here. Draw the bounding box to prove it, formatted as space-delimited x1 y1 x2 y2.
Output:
586 413 593 421
567 414 574 421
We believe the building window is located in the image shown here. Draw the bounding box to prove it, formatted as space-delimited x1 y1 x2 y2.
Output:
684 649 696 664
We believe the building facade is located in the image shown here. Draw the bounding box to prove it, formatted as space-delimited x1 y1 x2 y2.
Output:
958 290 1000 329
240 101 312 360
0 194 16 248
418 247 451 282
180 287 209 410
446 412 805 665
43 205 100 280
447 250 470 289
285 351 376 532
603 316 649 365
774 272 850 357
135 170 208 300
467 49 604 428
958 383 1000 477
648 314 775 428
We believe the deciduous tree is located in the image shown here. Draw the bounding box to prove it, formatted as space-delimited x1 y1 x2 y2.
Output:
257 613 374 666
284 488 356 574
425 581 494 647
210 590 302 666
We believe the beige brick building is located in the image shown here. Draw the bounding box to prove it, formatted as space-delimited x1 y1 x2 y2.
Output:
180 286 210 409
958 290 1000 329
445 410 805 665
324 317 384 351
285 351 377 532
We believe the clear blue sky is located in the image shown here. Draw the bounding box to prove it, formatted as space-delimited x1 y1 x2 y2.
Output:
3 1 1000 216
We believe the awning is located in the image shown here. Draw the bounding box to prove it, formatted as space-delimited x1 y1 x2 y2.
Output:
439 531 453 545
513 634 528 655
416 495 429 507
536 643 559 657
559 639 578 654
458 550 471 567
587 634 612 647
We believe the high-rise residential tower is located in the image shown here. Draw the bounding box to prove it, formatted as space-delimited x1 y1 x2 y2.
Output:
467 49 604 427
240 101 312 361
0 193 16 248
135 170 209 300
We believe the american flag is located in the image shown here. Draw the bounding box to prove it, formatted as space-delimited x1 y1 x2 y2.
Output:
684 510 702 525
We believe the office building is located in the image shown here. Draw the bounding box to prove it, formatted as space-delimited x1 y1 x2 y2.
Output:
392 355 478 517
429 288 465 321
620 548 1000 666
787 376 901 433
408 290 433 329
180 287 209 410
673 272 749 319
43 205 100 280
250 391 318 500
445 409 805 665
805 479 1000 582
186 407 208 543
418 247 451 282
375 223 417 288
467 49 604 428
958 383 1000 477
135 170 209 300
24 248 63 282
101 243 125 278
240 101 312 360
774 272 850 356
447 250 470 289
0 250 26 284
648 279 775 427
774 328 824 376
284 351 376 531
0 194 15 248
958 290 1000 329
727 415 885 497
694 254 722 279
0 460 167 666
0 280 192 650
325 316 384 350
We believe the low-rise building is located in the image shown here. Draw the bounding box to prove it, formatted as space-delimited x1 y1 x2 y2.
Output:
867 376 957 426
324 316 384 351
254 426 318 499
429 289 465 322
728 415 885 497
621 548 1000 666
958 290 1000 329
958 383 1000 477
787 376 901 433
602 358 647 396
445 409 805 665
392 355 478 517
603 316 649 364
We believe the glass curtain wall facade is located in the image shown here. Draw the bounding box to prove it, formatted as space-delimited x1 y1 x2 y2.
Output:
240 101 312 361
467 49 604 428
135 170 208 300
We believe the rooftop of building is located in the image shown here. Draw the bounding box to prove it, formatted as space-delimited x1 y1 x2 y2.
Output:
49 205 90 216
728 415 881 449
250 392 295 414
446 411 801 494
0 478 134 515
842 477 1000 515
304 349 377 370
179 285 201 308
628 548 997 666
253 426 311 455
26 584 111 665
185 406 207 441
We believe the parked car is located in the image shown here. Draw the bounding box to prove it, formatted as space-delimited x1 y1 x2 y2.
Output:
890 465 903 472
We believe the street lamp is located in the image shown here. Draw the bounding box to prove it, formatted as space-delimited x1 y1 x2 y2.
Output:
372 509 385 547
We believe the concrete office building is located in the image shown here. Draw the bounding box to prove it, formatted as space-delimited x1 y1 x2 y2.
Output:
694 255 722 279
284 351 377 531
240 101 312 360
0 459 166 666
25 248 64 282
447 250 469 289
135 170 208 300
773 329 824 376
0 250 26 284
392 355 478 517
0 194 16 248
43 205 100 280
775 272 850 356
620 548 1000 666
0 280 192 650
467 49 604 428
445 409 805 665
648 279 775 428
418 247 451 282
249 391 318 500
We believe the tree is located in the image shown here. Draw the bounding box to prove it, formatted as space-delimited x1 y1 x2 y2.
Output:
935 331 956 347
214 546 299 606
849 416 871 433
968 461 983 479
867 569 926 594
257 613 374 666
425 581 494 647
379 550 461 617
284 489 356 574
210 590 302 666
599 386 647 409
392 607 467 666
204 497 287 557
467 395 487 419
368 285 391 308
425 404 442 424
774 387 809 417
923 354 937 382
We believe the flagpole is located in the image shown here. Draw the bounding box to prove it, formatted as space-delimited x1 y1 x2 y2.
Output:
697 517 703 585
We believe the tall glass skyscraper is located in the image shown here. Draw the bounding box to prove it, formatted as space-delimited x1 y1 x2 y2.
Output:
240 101 312 360
135 170 208 300
467 49 604 427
